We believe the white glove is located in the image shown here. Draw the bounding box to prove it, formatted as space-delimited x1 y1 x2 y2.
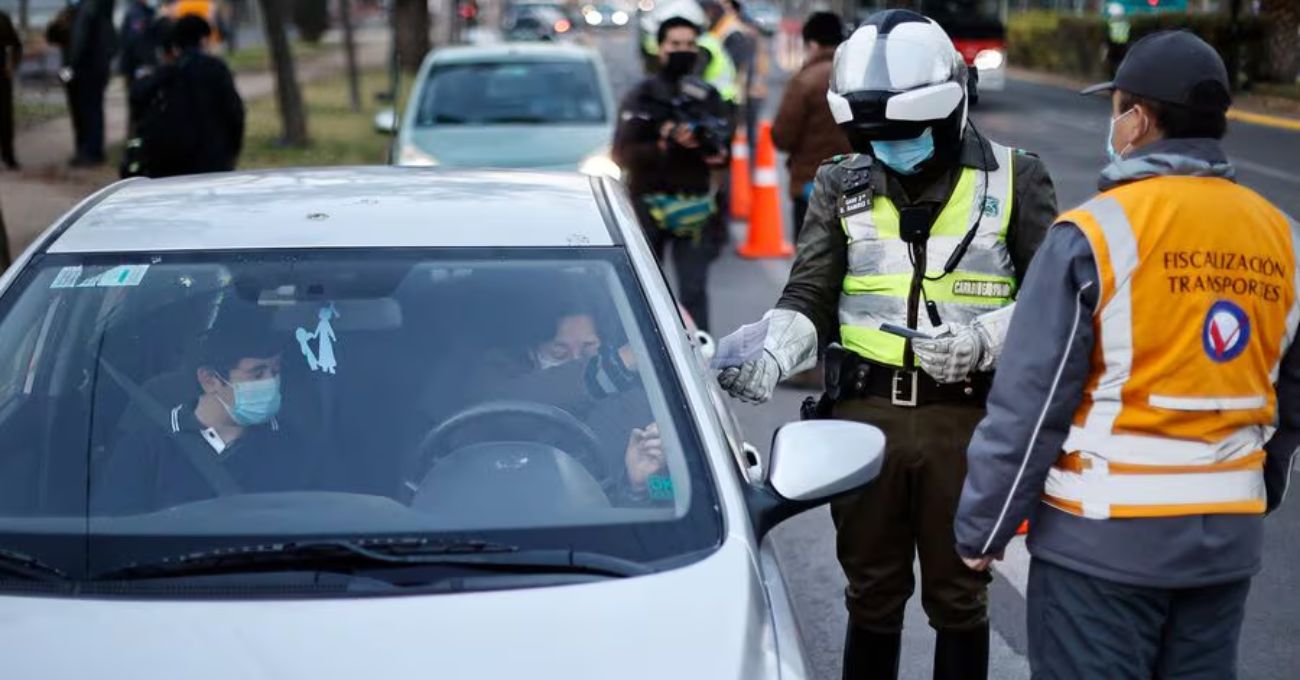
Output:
911 303 1016 384
716 309 818 404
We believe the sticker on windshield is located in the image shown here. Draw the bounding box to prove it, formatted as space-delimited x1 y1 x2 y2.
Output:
296 303 340 374
50 266 84 288
51 264 149 289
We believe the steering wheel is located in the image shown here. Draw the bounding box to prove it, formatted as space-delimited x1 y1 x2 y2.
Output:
410 400 610 489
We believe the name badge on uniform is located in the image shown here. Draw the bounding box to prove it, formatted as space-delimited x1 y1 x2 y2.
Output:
840 191 870 218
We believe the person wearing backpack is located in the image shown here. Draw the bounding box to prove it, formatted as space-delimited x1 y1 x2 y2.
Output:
129 15 243 178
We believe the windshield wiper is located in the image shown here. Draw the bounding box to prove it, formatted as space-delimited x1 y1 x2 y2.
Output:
97 537 650 581
0 548 70 583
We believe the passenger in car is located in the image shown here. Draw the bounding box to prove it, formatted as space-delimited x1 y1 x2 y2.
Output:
92 316 318 514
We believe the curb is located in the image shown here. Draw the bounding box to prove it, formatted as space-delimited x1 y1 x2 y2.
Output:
1225 109 1300 132
1006 67 1300 133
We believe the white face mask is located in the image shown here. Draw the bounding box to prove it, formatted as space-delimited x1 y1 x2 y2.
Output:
536 354 574 370
1106 107 1142 162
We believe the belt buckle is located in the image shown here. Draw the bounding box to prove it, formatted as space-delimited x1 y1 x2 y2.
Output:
891 370 918 407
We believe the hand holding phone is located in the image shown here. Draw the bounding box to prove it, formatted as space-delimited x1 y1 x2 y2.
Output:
879 323 936 340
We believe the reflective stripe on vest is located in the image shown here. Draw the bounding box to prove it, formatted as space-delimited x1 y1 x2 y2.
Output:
838 142 1016 367
1044 177 1300 520
698 35 739 103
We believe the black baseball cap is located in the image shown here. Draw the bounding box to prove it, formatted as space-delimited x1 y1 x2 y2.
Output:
1082 30 1231 113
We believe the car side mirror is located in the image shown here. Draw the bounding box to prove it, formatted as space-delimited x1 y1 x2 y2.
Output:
745 420 885 538
374 108 398 135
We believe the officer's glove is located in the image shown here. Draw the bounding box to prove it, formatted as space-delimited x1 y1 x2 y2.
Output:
912 304 1016 384
716 309 818 404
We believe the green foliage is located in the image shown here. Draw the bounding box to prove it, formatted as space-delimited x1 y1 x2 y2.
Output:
1008 10 1274 87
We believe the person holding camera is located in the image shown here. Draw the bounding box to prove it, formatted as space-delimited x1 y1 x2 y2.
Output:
613 15 731 332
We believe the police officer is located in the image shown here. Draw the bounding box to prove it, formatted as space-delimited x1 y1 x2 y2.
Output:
955 31 1300 679
716 11 1058 679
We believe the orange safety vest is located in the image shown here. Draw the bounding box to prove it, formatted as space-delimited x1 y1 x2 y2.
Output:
1044 175 1300 520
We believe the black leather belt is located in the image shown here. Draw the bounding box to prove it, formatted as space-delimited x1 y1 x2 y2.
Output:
824 343 991 408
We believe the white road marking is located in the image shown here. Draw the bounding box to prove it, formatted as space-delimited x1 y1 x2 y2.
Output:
1232 158 1300 186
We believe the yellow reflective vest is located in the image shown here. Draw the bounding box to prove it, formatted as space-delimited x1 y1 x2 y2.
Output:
1045 176 1299 520
838 142 1018 366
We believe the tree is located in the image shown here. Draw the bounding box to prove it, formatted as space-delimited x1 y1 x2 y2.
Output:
292 0 330 44
340 0 361 112
1260 0 1299 84
258 0 309 146
393 0 430 73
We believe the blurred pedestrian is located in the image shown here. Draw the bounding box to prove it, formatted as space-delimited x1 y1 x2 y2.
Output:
0 9 21 169
613 16 730 331
771 11 849 238
130 15 243 178
45 5 81 158
736 0 769 161
120 0 159 128
956 31 1299 680
68 0 119 167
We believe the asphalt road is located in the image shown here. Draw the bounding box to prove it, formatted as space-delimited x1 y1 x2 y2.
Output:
582 27 1300 680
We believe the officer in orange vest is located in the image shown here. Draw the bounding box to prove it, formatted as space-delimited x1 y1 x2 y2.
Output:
954 31 1299 678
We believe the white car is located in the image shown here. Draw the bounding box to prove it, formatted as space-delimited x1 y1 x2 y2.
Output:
378 43 620 177
0 167 883 679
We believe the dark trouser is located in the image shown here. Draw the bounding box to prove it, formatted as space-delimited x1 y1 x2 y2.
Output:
70 70 110 161
1027 558 1251 680
646 226 712 331
830 396 991 632
792 195 809 241
0 75 14 165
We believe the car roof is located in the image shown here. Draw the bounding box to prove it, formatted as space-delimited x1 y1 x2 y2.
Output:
428 43 597 65
47 167 618 254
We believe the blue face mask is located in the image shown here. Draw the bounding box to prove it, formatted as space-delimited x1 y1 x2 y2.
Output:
870 128 936 175
1106 107 1137 163
217 376 282 426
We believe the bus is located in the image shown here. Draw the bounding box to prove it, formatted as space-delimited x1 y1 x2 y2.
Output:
856 0 1007 104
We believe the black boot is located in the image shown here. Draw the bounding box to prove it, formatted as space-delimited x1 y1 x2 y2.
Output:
933 624 989 680
842 622 901 680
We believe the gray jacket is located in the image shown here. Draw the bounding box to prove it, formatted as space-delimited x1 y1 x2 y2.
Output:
955 138 1300 588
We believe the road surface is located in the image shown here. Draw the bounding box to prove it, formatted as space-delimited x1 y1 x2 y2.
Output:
586 26 1300 680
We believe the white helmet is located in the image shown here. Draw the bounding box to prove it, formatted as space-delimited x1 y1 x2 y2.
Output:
826 10 968 152
642 0 707 37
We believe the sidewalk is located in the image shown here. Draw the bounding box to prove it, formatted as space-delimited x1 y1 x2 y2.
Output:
2 28 390 254
1007 66 1300 132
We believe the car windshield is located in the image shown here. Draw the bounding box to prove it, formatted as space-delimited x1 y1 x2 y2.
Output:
0 248 719 583
416 61 607 126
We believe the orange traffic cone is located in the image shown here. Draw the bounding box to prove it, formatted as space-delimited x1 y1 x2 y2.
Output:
730 131 752 220
1017 520 1030 536
738 120 793 259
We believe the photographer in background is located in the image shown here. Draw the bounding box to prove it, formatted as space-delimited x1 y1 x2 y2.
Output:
613 15 730 332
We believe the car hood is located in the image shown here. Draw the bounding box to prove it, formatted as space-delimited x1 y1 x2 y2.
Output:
0 540 779 680
406 124 612 170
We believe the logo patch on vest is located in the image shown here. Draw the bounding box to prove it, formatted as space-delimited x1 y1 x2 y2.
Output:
952 280 1012 299
839 191 870 217
1203 300 1251 363
981 196 1001 218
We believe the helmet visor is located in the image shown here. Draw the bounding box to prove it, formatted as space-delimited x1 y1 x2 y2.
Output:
831 29 963 95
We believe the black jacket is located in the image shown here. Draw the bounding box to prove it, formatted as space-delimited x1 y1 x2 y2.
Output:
92 402 317 515
131 50 245 177
612 73 729 197
118 1 158 78
69 0 117 76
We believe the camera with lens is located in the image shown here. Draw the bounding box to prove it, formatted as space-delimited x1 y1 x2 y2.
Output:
669 96 731 157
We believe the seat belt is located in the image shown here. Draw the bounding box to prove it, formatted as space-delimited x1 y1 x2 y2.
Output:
97 358 243 496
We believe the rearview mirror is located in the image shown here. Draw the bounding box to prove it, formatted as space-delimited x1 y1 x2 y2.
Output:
745 420 885 538
374 108 398 135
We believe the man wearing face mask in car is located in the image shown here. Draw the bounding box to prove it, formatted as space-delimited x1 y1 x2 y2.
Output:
93 317 317 515
715 10 1057 679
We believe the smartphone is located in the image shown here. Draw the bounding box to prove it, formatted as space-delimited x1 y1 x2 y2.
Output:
879 323 935 340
